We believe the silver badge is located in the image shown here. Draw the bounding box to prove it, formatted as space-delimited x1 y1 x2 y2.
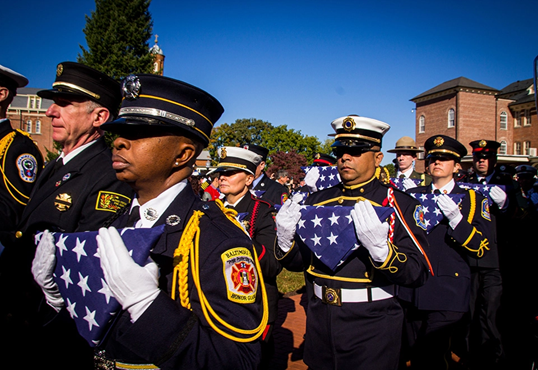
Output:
122 75 141 100
166 215 181 226
62 173 71 181
202 204 210 210
144 208 159 221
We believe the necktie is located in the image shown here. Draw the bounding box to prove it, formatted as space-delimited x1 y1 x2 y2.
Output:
126 206 141 227
433 189 441 194
47 158 64 180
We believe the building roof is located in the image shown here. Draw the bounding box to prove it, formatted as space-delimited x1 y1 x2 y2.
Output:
498 78 533 97
507 89 536 107
9 87 53 110
411 76 498 101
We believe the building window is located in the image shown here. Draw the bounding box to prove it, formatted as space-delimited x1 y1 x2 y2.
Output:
35 120 41 134
524 109 531 126
514 142 522 155
419 115 425 133
35 98 41 110
417 146 425 160
448 108 455 128
28 97 34 109
515 111 522 127
524 141 531 154
500 111 507 130
26 120 32 133
499 141 507 155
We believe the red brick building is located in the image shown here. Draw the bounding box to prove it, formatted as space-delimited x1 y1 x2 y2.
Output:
411 77 537 173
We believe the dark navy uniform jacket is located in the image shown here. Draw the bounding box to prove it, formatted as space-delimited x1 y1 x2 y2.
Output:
252 173 289 206
100 187 264 370
276 176 430 369
0 119 43 234
399 184 492 312
233 193 281 324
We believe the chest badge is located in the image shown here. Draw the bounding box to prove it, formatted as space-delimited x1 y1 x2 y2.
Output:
55 193 72 211
166 215 181 226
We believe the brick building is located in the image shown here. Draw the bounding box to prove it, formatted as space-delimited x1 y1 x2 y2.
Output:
411 77 537 173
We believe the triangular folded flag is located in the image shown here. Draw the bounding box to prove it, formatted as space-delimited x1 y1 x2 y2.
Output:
389 177 422 191
250 189 266 198
296 205 394 271
407 193 465 233
42 225 165 347
457 183 505 206
301 166 341 191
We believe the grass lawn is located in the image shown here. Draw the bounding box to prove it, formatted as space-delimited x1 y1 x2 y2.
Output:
276 268 305 295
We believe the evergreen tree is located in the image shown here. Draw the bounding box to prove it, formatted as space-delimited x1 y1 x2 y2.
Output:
78 0 154 80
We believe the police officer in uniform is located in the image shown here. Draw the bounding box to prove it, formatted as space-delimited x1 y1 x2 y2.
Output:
214 146 282 368
387 136 431 188
243 143 289 205
399 135 491 370
0 65 43 239
32 74 267 369
275 115 430 370
0 62 132 369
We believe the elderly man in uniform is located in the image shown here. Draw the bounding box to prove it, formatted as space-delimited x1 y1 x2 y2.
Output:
0 62 132 369
32 74 267 369
0 65 43 243
387 136 431 189
243 143 289 205
275 115 430 370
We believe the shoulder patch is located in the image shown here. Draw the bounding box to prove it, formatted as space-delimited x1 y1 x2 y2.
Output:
95 191 131 212
481 198 491 221
221 247 258 304
281 193 289 204
17 154 38 183
414 204 428 231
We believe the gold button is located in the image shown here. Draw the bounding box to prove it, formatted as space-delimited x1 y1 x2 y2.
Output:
338 199 343 204
342 188 346 192
360 188 364 193
455 272 459 277
15 231 23 239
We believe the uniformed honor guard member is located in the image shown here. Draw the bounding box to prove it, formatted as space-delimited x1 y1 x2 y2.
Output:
33 74 268 369
214 146 282 368
275 115 430 370
0 65 43 240
243 143 289 205
387 136 431 189
0 62 133 369
313 152 337 166
399 135 491 370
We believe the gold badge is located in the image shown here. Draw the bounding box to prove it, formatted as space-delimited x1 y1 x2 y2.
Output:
95 191 131 212
479 140 487 147
220 147 227 159
433 137 444 147
55 193 72 211
342 117 356 132
322 286 342 306
315 153 321 159
56 64 63 77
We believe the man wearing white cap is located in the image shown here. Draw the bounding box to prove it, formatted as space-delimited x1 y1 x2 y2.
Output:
275 115 431 369
0 65 43 239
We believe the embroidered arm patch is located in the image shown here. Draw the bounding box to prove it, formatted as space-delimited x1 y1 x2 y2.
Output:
481 198 491 221
17 154 38 182
221 247 258 304
95 191 131 212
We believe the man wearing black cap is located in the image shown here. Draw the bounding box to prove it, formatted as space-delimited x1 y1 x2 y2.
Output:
0 65 43 239
400 135 491 370
243 143 289 205
275 115 430 369
32 74 267 369
313 152 337 166
0 62 132 369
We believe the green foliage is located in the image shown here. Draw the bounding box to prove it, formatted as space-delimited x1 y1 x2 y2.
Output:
318 138 335 159
78 0 154 80
276 269 305 294
384 163 396 177
44 141 62 163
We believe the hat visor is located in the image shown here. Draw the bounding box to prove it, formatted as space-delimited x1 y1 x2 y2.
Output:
212 165 255 176
101 117 181 134
37 88 94 102
386 148 422 154
331 140 374 150
472 152 495 159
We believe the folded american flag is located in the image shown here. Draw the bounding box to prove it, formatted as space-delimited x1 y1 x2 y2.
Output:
301 166 341 191
390 177 422 191
40 225 165 347
296 205 394 271
457 183 506 206
407 193 465 233
250 190 266 198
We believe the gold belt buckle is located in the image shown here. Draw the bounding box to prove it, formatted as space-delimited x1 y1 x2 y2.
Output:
322 285 342 306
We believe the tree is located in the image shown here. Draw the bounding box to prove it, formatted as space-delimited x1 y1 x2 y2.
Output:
266 150 308 184
78 0 154 80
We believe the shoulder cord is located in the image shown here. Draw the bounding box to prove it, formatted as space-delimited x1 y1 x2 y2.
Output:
461 189 489 257
0 131 31 205
387 187 434 276
248 200 261 238
374 166 391 185
171 199 269 342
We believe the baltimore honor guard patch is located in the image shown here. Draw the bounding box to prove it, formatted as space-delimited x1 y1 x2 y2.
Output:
17 154 38 182
221 247 258 304
95 191 131 212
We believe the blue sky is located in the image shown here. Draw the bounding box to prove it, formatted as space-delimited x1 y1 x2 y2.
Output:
2 0 537 165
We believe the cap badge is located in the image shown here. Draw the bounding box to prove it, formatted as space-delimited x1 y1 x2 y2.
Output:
56 64 64 77
479 140 487 148
166 215 181 226
343 117 356 132
433 137 444 147
122 75 141 100
315 153 321 159
220 147 227 159
55 193 72 212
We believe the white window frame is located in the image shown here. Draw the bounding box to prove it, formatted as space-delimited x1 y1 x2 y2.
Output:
524 109 531 126
26 120 32 133
515 112 522 127
500 111 507 130
499 141 507 155
448 108 455 128
524 141 531 154
35 120 41 134
419 115 425 133
514 142 522 155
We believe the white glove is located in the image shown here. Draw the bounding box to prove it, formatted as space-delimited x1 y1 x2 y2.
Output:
275 195 303 252
436 194 463 229
32 230 64 312
489 186 507 209
304 167 320 193
350 201 390 262
402 178 418 191
97 227 160 323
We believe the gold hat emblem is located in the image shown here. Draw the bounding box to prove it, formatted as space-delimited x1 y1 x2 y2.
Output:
315 153 321 159
55 193 72 212
479 140 487 147
220 147 227 159
342 117 356 132
433 137 444 147
56 64 63 77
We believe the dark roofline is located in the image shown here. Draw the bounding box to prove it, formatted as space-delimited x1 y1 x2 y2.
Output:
411 76 499 101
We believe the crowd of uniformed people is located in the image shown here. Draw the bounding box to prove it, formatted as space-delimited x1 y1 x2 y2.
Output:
0 62 536 370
